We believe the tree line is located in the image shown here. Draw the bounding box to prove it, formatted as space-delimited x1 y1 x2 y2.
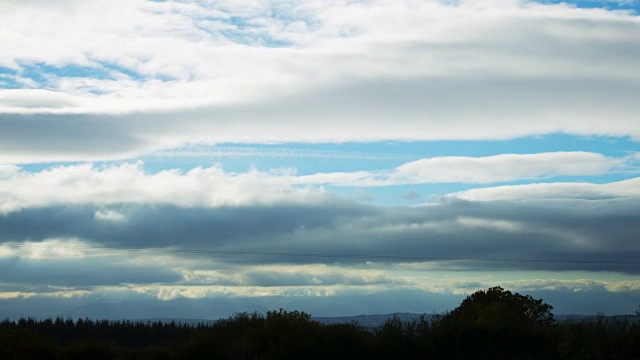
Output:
1 287 639 359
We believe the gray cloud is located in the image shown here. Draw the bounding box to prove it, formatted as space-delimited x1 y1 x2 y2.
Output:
241 269 402 287
0 114 145 162
0 256 182 287
0 202 371 247
2 77 640 163
1 197 638 273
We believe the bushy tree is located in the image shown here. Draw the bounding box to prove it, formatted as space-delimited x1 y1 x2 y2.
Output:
264 309 320 359
446 286 554 329
436 287 556 358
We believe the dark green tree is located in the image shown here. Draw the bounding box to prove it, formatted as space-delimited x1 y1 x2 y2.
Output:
264 308 320 359
445 286 554 329
436 286 556 359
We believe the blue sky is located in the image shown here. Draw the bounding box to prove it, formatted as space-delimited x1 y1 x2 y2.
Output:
1 0 639 319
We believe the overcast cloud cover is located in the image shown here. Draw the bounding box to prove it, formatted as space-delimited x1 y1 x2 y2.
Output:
1 0 639 318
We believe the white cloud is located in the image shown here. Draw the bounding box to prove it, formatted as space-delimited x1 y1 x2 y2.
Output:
392 152 622 183
0 238 89 260
0 89 80 110
294 152 630 186
1 1 639 162
0 165 20 179
0 290 91 300
0 152 635 213
0 163 327 214
449 177 640 201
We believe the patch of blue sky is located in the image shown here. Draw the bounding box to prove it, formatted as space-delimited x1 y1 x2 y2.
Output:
97 62 146 81
0 67 21 89
18 64 100 89
351 134 640 159
7 61 148 90
139 134 638 175
220 30 292 48
254 134 637 159
17 161 109 174
326 169 639 206
37 63 113 80
142 143 414 173
535 0 640 13
324 184 468 206
218 15 294 48
14 65 54 89
540 173 638 184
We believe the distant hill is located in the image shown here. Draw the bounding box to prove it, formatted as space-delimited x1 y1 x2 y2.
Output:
4 296 638 327
48 290 458 320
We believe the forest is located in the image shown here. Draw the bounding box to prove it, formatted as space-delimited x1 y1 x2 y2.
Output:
1 287 639 359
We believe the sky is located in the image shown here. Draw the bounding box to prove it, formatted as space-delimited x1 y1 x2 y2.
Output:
1 0 639 319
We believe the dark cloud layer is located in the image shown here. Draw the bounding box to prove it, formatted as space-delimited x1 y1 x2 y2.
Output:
1 197 639 273
0 202 372 247
0 113 145 161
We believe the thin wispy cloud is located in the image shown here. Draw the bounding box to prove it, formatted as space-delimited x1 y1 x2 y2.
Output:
152 146 412 161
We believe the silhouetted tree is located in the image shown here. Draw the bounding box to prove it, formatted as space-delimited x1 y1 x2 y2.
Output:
446 286 554 328
263 309 320 359
436 287 556 359
3 299 640 359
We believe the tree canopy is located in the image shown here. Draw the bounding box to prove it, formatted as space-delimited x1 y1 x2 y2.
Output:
444 286 555 331
3 294 640 360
